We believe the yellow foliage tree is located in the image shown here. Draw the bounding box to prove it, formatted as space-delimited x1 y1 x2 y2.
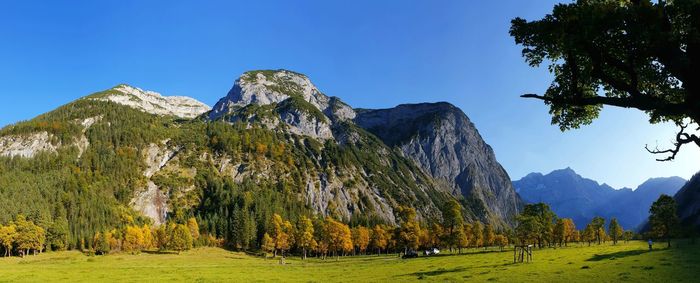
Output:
352 226 370 255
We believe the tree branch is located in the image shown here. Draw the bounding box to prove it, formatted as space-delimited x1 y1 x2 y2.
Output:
645 124 700 161
520 93 686 117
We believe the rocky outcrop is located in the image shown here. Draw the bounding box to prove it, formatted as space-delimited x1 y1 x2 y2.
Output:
94 85 210 119
355 103 522 226
208 70 355 140
675 172 700 227
0 132 58 158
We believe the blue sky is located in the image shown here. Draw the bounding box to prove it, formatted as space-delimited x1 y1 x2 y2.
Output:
1 0 698 188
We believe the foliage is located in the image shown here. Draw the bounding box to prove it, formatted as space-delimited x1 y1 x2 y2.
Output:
649 194 680 247
510 0 700 160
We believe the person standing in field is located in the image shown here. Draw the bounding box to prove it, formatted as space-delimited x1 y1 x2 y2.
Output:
648 239 653 251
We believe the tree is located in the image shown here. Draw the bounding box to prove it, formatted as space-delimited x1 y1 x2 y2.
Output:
458 224 470 254
14 215 45 256
519 203 556 247
169 224 193 254
187 217 200 244
141 225 154 250
649 194 680 248
296 216 315 259
441 200 464 252
511 0 700 161
562 218 577 246
352 226 370 255
494 234 509 251
471 221 484 249
483 224 495 249
261 233 275 259
370 225 388 255
608 218 623 245
123 226 144 254
515 215 541 246
154 225 169 251
623 230 635 243
270 214 294 257
325 218 352 260
94 231 111 255
554 218 566 247
0 224 17 257
396 206 421 255
590 217 606 245
46 218 69 251
583 224 596 246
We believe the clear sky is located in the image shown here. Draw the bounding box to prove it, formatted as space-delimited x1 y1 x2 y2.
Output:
1 1 698 189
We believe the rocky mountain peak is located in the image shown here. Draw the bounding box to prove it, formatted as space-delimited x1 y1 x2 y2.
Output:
209 70 356 122
91 84 211 119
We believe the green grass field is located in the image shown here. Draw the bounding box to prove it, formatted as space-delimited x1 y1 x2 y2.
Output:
1 241 698 282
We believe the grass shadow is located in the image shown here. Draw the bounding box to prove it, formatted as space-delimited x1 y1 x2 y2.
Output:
586 249 652 261
406 267 468 278
141 250 179 255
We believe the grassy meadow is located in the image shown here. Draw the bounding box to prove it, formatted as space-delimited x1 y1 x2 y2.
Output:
1 240 698 282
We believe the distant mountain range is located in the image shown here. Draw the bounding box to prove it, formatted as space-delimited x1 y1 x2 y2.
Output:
513 168 686 231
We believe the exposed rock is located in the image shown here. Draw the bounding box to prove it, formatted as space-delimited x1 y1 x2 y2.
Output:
0 132 58 158
356 102 522 226
675 172 700 228
208 70 355 140
94 85 210 119
131 181 169 225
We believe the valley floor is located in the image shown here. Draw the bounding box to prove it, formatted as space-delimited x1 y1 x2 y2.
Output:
0 241 698 282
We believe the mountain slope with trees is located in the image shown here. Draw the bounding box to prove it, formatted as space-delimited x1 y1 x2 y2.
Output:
0 69 520 252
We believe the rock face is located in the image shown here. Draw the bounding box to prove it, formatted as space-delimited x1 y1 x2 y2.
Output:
674 172 700 228
355 103 522 226
94 85 211 119
0 132 58 158
209 70 355 140
514 168 686 230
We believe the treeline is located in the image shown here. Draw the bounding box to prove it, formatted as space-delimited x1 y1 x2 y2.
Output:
257 203 512 260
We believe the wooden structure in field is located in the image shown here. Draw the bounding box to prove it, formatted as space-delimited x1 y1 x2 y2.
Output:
513 245 533 263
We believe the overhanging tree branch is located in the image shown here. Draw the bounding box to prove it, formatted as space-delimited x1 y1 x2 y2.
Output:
644 124 700 161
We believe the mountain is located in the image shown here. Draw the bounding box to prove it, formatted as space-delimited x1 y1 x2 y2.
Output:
513 168 685 231
674 172 700 228
355 103 523 226
0 69 520 248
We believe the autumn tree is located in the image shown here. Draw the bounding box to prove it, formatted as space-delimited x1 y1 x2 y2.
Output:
396 206 421 255
270 214 294 257
141 225 154 250
590 217 606 245
261 233 275 259
154 225 169 251
649 194 680 247
187 217 200 244
14 215 45 256
325 218 352 260
352 226 370 255
0 224 17 257
608 218 623 245
562 218 577 246
583 224 596 246
170 224 193 254
123 226 144 254
494 234 509 251
370 225 388 255
296 216 315 259
428 223 443 249
471 221 484 249
441 199 465 252
511 0 700 161
483 224 495 249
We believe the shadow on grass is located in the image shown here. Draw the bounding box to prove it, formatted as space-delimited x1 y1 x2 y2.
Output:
141 250 180 255
407 267 468 278
586 249 653 261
